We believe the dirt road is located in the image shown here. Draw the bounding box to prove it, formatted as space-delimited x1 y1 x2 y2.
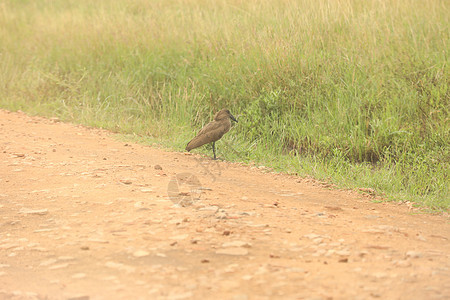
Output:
0 109 449 300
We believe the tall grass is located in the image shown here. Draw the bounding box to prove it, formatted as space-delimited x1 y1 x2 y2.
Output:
0 0 448 209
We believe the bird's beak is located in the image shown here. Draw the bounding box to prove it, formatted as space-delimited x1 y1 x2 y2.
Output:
230 114 238 122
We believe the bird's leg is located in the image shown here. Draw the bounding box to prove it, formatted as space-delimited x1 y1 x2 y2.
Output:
212 142 216 160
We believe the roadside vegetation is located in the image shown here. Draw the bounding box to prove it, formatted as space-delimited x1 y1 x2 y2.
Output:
1 0 448 209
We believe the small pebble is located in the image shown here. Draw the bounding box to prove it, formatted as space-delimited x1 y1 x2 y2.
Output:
216 248 249 256
133 250 150 257
222 241 252 248
406 251 422 259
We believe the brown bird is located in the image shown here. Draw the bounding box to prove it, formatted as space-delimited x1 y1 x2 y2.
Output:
186 108 238 159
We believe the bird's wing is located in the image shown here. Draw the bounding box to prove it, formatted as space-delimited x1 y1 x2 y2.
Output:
186 120 229 151
197 121 222 136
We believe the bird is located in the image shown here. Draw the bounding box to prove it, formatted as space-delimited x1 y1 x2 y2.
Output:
186 108 238 160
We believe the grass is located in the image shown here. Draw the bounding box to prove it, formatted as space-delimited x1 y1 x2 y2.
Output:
0 0 448 210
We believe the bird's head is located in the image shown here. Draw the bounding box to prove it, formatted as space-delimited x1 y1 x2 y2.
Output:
215 108 238 122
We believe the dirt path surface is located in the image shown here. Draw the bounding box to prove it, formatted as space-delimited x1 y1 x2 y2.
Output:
0 109 449 300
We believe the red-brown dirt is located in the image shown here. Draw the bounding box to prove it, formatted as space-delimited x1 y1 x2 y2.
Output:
0 109 449 300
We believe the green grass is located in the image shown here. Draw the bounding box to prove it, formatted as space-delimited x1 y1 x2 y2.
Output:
1 0 448 210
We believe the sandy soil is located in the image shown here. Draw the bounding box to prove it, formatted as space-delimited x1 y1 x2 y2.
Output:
0 109 449 300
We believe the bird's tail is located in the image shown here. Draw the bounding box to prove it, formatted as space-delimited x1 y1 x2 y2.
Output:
185 136 206 152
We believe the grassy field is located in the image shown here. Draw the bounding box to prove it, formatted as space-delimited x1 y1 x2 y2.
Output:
1 0 448 210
